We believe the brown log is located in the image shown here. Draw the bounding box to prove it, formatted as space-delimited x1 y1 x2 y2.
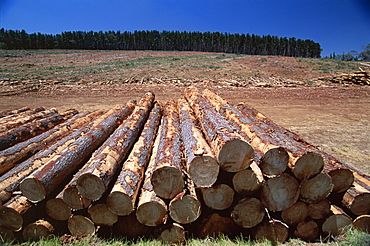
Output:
0 107 43 123
157 223 185 244
322 205 353 235
136 124 168 227
0 106 31 118
261 173 300 212
106 103 162 216
196 213 241 239
0 226 16 243
67 215 96 237
281 201 309 226
87 204 118 226
0 110 104 176
201 184 234 210
0 195 31 232
22 219 54 241
328 169 354 194
251 219 289 243
231 197 265 228
19 104 134 203
308 199 331 220
184 87 254 172
353 215 370 233
178 98 219 187
112 213 154 239
232 162 264 195
203 89 290 177
76 93 154 201
342 182 370 216
294 219 320 241
45 195 72 221
300 173 333 204
150 100 185 200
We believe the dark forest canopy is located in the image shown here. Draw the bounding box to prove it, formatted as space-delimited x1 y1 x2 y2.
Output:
0 29 322 58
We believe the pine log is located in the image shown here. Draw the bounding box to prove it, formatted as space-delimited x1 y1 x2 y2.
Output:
76 92 155 201
184 87 254 172
251 219 289 243
136 124 168 227
342 182 370 216
203 89 290 177
0 110 104 175
232 162 264 195
19 104 134 203
353 215 370 233
308 199 331 220
0 122 94 204
196 213 241 239
261 173 300 212
112 213 154 239
157 223 185 244
0 227 15 243
178 98 219 187
150 100 185 200
201 184 234 210
0 107 43 123
231 197 265 228
107 103 162 216
300 173 333 204
22 219 54 241
45 195 72 221
281 201 309 226
0 106 31 118
87 204 118 226
328 169 354 194
67 215 96 237
0 195 31 232
322 205 353 235
294 219 320 241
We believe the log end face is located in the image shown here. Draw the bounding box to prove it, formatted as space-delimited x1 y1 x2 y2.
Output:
157 223 185 244
293 152 324 180
63 186 91 210
189 156 219 188
136 201 167 227
218 139 254 172
106 191 134 216
300 173 333 204
232 168 263 195
350 193 370 216
67 215 96 237
281 201 309 226
0 227 15 243
0 206 23 232
202 184 234 210
169 195 201 224
329 169 354 193
231 197 265 228
22 221 53 242
88 204 118 226
151 166 184 200
20 178 46 203
260 147 289 177
353 215 370 233
45 198 71 221
77 173 105 201
294 220 319 241
322 214 353 236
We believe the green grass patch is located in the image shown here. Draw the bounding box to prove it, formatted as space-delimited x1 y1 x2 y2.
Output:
295 57 360 74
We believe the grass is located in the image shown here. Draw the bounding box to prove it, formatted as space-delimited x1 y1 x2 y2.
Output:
295 57 360 74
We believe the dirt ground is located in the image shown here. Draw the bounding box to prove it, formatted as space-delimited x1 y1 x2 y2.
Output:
0 50 369 176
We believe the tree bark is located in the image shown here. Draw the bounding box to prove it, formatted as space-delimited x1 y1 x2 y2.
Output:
67 215 96 237
184 87 254 172
106 102 162 216
294 219 319 241
251 219 289 243
19 104 134 203
178 98 219 187
0 195 31 232
300 173 333 204
0 106 31 118
88 203 118 226
150 100 185 200
201 184 234 210
231 197 265 228
76 92 155 201
353 215 370 233
342 182 370 216
22 219 54 241
0 107 43 123
232 162 264 195
281 201 309 226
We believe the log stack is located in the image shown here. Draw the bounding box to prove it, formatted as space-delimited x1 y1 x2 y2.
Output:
0 88 369 244
318 70 370 86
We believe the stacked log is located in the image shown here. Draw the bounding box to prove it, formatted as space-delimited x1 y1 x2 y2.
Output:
318 70 370 85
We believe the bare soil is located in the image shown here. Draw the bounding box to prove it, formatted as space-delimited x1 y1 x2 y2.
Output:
0 50 369 175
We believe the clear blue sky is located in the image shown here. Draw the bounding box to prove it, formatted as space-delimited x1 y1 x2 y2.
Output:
1 0 369 57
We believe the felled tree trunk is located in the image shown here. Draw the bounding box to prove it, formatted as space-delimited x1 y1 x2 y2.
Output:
0 106 31 118
342 182 370 216
157 223 185 245
22 219 54 241
76 92 155 201
353 215 370 233
231 197 265 228
45 193 72 221
322 205 353 236
112 213 154 239
251 219 289 243
178 98 219 187
294 219 320 241
19 104 134 203
281 201 309 226
0 107 43 123
307 199 331 220
195 213 241 239
107 103 162 216
0 195 31 232
87 204 118 226
0 227 15 243
232 162 264 195
201 184 235 210
67 215 96 237
300 173 334 204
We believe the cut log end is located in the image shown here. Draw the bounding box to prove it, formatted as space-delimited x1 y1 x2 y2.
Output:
188 156 219 188
232 168 263 195
322 214 353 236
260 147 289 177
22 220 54 242
329 169 354 193
63 186 91 210
300 173 333 204
169 195 201 224
231 197 265 228
0 206 23 232
88 204 118 226
151 166 184 200
77 173 105 201
281 201 309 226
218 139 254 172
350 193 370 216
353 215 370 233
106 191 134 216
294 220 319 241
67 215 96 237
293 152 324 180
0 227 15 243
136 201 167 227
202 184 234 210
252 219 289 243
308 199 331 220
45 198 71 221
158 223 185 244
19 178 46 203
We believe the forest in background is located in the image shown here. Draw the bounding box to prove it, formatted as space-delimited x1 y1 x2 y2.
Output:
0 29 322 58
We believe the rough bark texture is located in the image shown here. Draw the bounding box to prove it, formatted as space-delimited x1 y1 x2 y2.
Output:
294 219 320 241
261 173 300 212
353 215 370 233
231 197 265 228
0 195 31 232
107 103 162 216
0 107 43 123
178 98 219 187
76 92 155 201
67 215 96 237
251 219 289 243
201 184 234 210
0 106 31 118
157 223 185 244
184 87 254 172
232 162 264 195
281 201 309 226
22 219 54 241
150 100 185 200
88 204 118 226
19 104 134 203
300 173 333 204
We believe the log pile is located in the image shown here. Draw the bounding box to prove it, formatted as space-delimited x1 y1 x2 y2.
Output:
318 70 370 85
0 89 369 244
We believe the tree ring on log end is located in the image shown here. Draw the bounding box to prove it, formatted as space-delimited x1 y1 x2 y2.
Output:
45 198 71 221
136 201 167 227
300 173 333 204
329 169 354 193
218 139 254 172
169 195 201 224
106 191 134 216
353 215 370 233
151 166 184 200
202 184 234 210
0 206 23 232
260 147 289 177
232 168 262 195
76 173 105 201
88 204 118 226
350 193 370 215
67 215 95 237
189 156 219 187
231 197 265 228
293 152 324 180
20 178 46 203
63 186 91 210
322 214 353 236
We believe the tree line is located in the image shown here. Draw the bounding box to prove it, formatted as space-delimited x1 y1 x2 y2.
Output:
325 44 370 61
0 29 322 58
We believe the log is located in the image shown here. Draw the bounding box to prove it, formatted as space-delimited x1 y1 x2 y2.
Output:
294 219 320 241
0 110 104 175
157 223 185 244
203 89 290 177
196 213 241 239
300 173 333 204
322 206 353 236
136 124 168 227
76 92 155 201
261 173 300 212
0 106 30 118
342 182 370 216
232 162 264 195
22 219 54 241
150 100 185 200
353 215 370 233
281 201 309 226
251 219 289 243
106 103 162 216
112 213 154 239
0 107 43 123
328 169 354 193
0 227 16 243
0 195 31 232
67 215 96 237
45 195 72 221
184 87 254 172
231 197 265 228
178 98 219 187
201 184 234 210
19 104 134 203
87 204 118 226
308 199 331 220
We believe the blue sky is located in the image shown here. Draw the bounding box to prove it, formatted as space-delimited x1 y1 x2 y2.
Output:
0 0 369 57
